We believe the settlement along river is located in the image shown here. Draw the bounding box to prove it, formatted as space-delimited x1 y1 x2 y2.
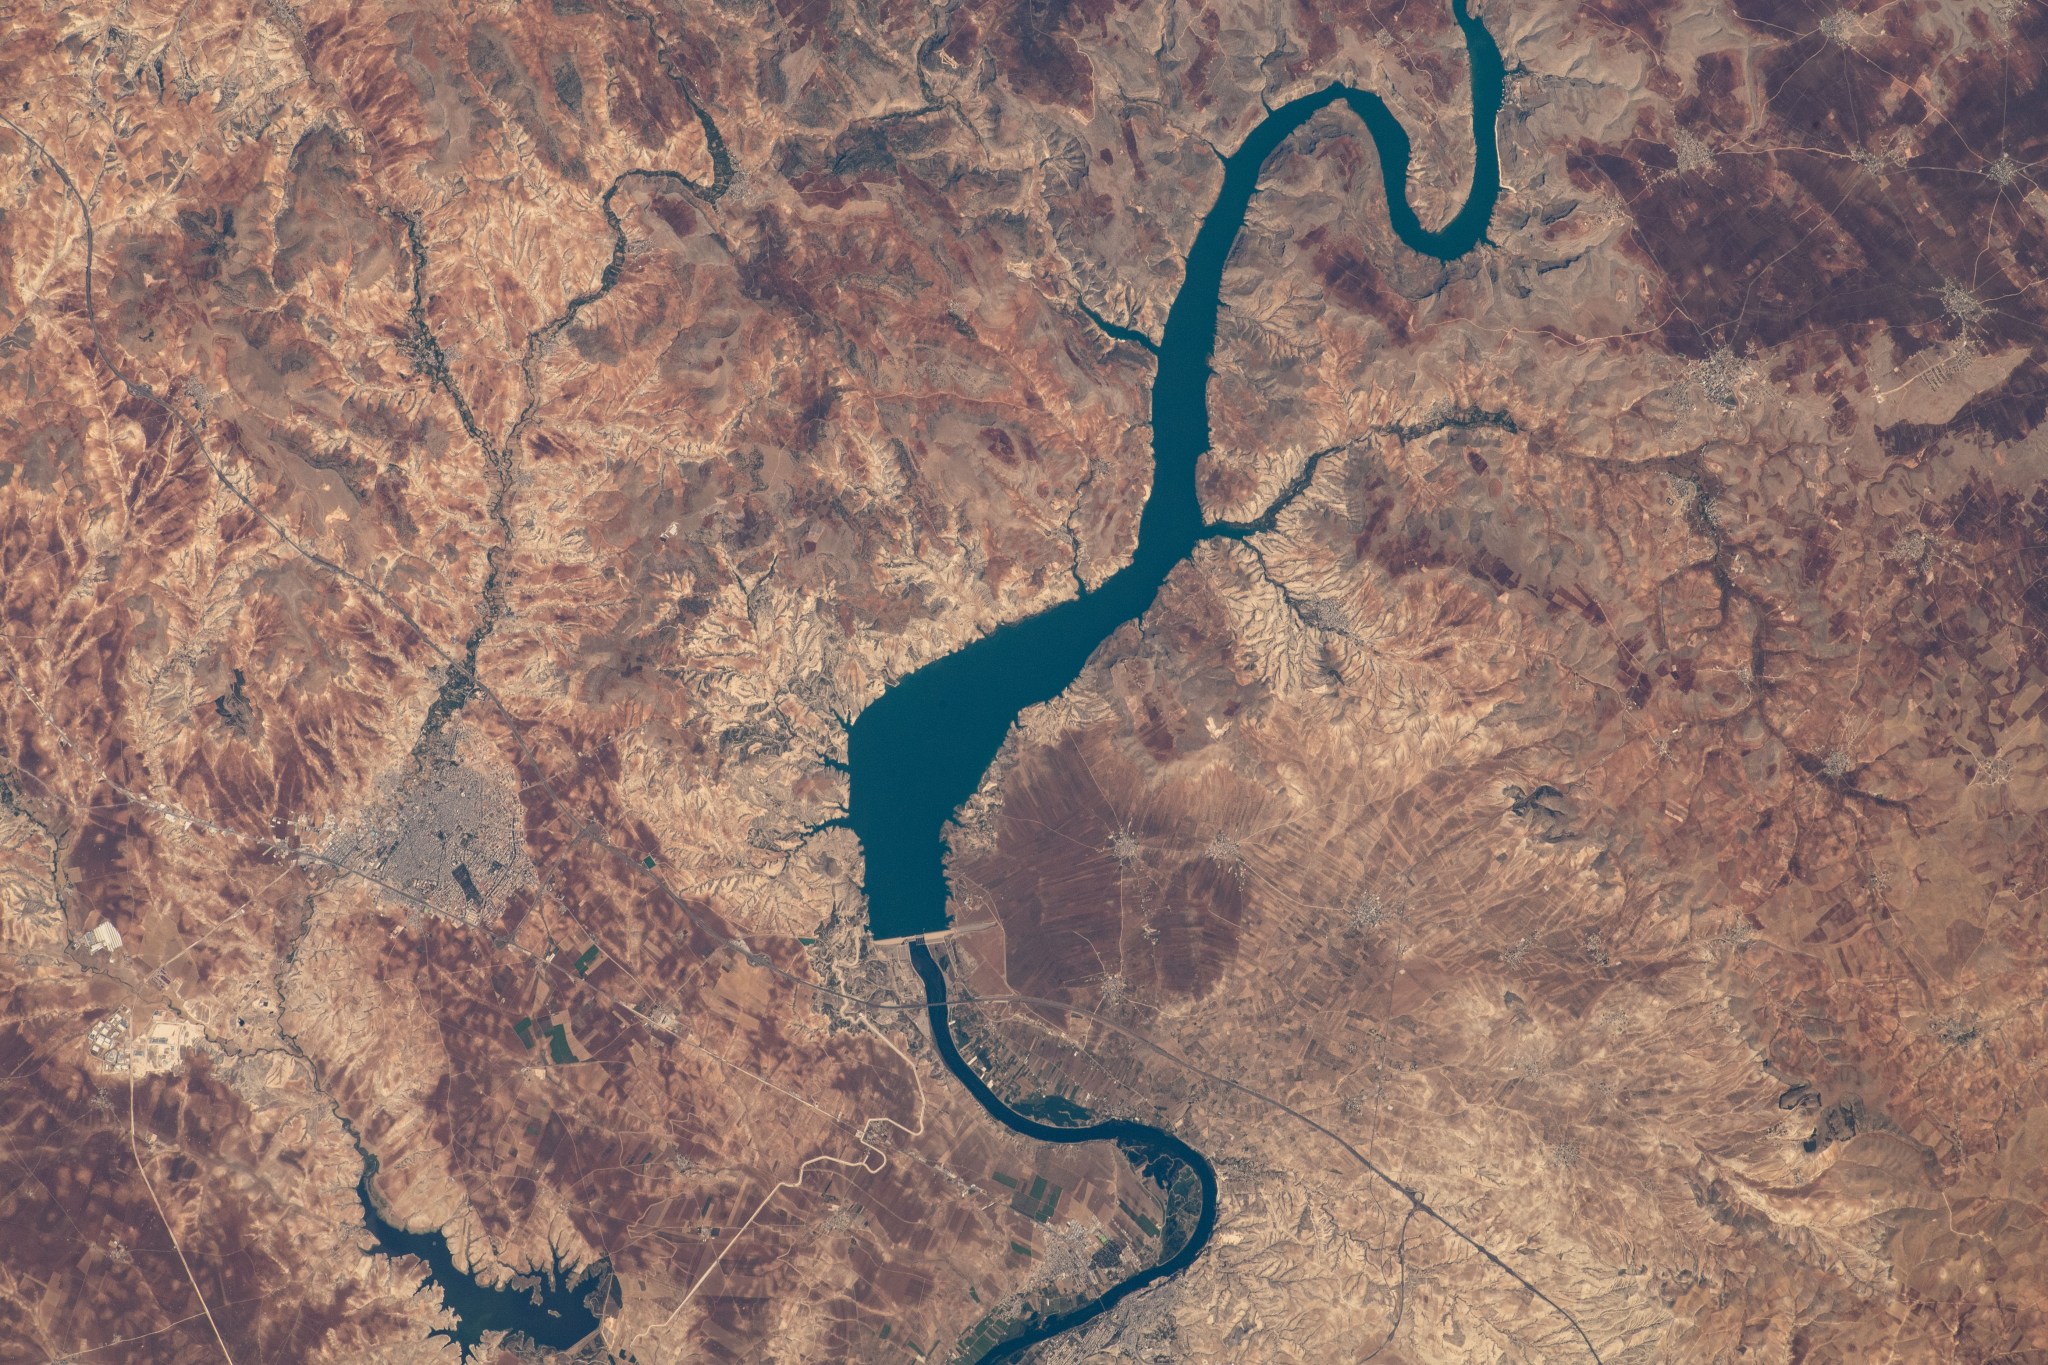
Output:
848 4 1506 1358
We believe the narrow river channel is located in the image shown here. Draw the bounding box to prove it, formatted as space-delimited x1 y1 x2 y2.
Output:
851 3 1507 1358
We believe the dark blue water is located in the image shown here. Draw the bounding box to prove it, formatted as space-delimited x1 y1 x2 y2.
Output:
848 0 1505 941
357 1156 606 1358
911 943 1219 1363
875 10 1505 1359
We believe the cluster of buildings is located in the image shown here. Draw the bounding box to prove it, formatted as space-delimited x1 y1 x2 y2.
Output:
84 1007 201 1076
322 761 535 925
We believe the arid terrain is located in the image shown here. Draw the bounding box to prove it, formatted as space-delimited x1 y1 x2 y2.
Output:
3 0 2045 1361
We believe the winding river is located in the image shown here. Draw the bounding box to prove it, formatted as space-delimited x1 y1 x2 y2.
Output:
849 7 1504 943
851 3 1507 1358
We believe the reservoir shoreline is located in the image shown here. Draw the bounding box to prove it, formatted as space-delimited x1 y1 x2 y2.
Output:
867 5 1507 1359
